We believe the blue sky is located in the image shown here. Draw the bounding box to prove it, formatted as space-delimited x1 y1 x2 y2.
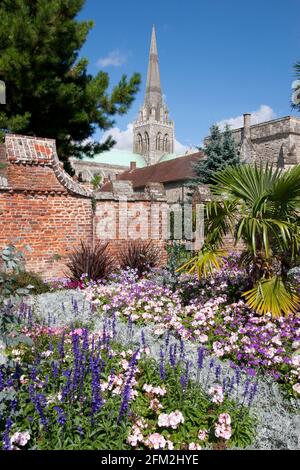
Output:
79 0 300 151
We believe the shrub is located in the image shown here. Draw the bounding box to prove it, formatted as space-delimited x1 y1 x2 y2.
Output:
0 245 30 305
66 241 114 281
0 271 49 297
0 245 34 350
11 271 50 295
118 241 161 276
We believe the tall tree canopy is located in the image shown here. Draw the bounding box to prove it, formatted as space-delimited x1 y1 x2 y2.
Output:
194 124 239 185
0 0 141 172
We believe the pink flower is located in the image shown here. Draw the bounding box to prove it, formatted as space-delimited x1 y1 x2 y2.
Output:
150 398 163 412
73 329 84 336
128 424 144 447
143 384 166 396
166 440 174 450
10 431 30 447
146 433 166 449
213 342 224 358
209 385 224 404
292 383 300 394
189 442 201 450
198 334 208 343
198 429 208 441
215 423 232 440
218 413 231 425
158 411 184 429
215 413 232 440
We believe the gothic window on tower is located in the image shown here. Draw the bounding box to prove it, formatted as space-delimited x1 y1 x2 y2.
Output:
137 133 143 153
156 132 162 150
144 132 150 153
163 134 169 153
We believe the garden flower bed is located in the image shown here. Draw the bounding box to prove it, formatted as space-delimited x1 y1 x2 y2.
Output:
0 323 255 450
2 261 300 450
82 269 300 399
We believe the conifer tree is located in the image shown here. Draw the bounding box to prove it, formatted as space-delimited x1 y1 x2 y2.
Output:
0 0 141 172
293 61 300 111
194 124 239 184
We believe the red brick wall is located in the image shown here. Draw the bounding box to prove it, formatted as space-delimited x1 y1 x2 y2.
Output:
94 200 168 265
0 135 167 279
7 163 67 193
0 191 93 278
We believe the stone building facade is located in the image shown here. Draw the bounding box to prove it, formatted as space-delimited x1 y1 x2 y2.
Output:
230 113 300 167
70 158 128 183
133 25 174 166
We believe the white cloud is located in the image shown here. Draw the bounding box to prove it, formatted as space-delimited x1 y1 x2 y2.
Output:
217 105 277 131
101 124 134 151
101 123 190 154
97 49 127 68
174 139 188 154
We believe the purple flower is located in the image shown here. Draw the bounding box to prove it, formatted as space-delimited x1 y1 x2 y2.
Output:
197 347 205 370
180 339 185 361
248 382 258 406
159 346 166 380
61 369 72 401
2 416 12 450
118 349 140 423
180 361 190 391
90 354 103 417
0 370 4 392
243 379 250 399
141 330 146 349
51 361 59 379
58 332 65 359
169 344 177 368
235 368 241 386
53 406 66 426
112 313 117 338
215 364 222 381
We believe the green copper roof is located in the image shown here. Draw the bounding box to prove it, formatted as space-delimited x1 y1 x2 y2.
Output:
82 149 183 168
83 150 146 168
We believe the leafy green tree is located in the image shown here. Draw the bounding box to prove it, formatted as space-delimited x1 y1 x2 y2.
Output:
179 164 300 317
0 0 141 172
194 124 239 184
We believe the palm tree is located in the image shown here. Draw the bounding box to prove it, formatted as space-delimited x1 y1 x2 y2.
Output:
178 164 300 316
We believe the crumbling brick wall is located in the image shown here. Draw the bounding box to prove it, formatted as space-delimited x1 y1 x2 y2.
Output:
0 135 167 278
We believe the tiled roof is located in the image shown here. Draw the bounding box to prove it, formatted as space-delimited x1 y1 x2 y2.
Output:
100 151 203 191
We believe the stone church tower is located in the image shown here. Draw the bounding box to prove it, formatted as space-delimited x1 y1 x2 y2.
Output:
133 25 174 166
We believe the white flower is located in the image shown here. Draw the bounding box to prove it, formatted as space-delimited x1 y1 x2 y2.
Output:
189 442 201 450
292 383 300 394
10 431 30 447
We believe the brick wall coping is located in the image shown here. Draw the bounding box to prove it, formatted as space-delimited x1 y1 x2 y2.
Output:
2 134 167 202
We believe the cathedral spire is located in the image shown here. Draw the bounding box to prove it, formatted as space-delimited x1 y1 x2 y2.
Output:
145 25 162 107
133 25 174 165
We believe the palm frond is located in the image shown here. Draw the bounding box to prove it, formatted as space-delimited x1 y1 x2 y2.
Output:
269 164 300 209
205 199 239 246
243 276 300 317
176 246 227 278
211 164 281 205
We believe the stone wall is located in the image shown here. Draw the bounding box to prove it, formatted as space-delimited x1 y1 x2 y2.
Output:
0 135 168 278
70 158 128 183
231 116 300 166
